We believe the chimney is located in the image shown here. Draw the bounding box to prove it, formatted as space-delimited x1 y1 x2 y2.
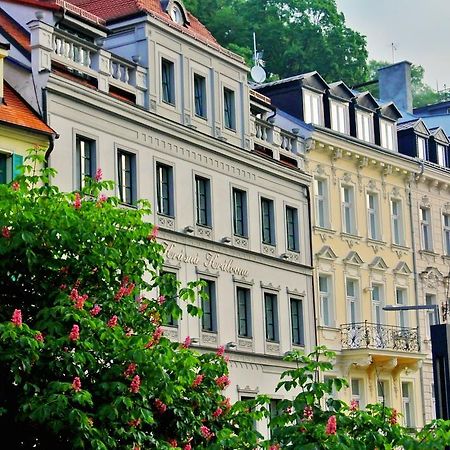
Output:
0 42 10 102
378 61 413 113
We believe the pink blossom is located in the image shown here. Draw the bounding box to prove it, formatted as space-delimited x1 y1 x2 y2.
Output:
145 326 163 348
94 168 103 182
128 418 141 427
2 226 11 239
96 194 108 207
73 192 82 210
125 327 134 337
158 295 166 305
115 286 127 301
200 425 213 440
138 302 148 313
60 284 67 290
148 225 159 240
350 399 359 411
325 415 337 435
107 315 118 327
90 304 102 316
212 407 223 418
216 345 225 357
130 375 141 393
184 444 192 450
11 309 22 327
168 439 177 448
124 363 137 378
35 332 44 342
72 377 81 392
154 398 167 414
269 445 281 450
215 375 230 389
69 324 80 341
303 405 313 420
132 446 140 450
390 408 398 425
11 181 20 191
221 397 231 410
182 336 191 348
192 374 204 388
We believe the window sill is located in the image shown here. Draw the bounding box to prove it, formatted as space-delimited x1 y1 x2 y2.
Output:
118 202 138 209
194 113 208 121
162 100 176 107
367 238 386 245
158 213 175 219
391 243 409 251
313 226 336 234
196 223 212 229
224 126 237 133
340 232 362 240
419 249 438 256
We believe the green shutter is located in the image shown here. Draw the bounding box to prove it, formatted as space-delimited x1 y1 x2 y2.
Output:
12 154 24 180
0 154 6 184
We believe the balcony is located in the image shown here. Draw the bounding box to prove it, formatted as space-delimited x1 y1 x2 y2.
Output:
341 321 420 353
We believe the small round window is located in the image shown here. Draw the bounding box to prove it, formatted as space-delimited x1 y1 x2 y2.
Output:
170 4 183 24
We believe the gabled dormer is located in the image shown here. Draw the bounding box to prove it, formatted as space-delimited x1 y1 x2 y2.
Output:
351 91 379 144
256 71 329 126
375 102 402 151
428 127 450 168
397 119 430 160
325 81 353 134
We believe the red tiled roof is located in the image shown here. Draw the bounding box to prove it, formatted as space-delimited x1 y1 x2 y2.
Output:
1 82 54 135
0 8 31 53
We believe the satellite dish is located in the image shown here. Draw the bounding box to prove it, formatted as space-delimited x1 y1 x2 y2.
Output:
250 65 266 84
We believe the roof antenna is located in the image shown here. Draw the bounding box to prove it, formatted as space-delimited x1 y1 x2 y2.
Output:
250 32 266 84
391 42 397 63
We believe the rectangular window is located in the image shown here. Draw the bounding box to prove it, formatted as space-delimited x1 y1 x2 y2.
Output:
285 206 299 251
346 279 359 324
195 175 211 227
117 150 136 205
237 287 251 337
377 380 390 406
371 284 384 325
232 188 247 237
351 379 364 408
391 199 404 245
443 214 450 255
161 58 175 105
201 279 216 332
161 271 178 327
330 100 347 133
261 198 275 245
319 275 332 327
303 90 322 125
437 144 447 166
396 288 408 328
264 293 278 342
380 119 395 150
194 74 207 118
420 207 432 251
402 382 414 428
224 88 236 130
315 178 329 228
156 163 173 216
356 111 372 142
290 298 304 346
76 135 96 189
417 137 427 160
367 192 380 240
0 153 7 184
342 185 356 234
426 294 437 336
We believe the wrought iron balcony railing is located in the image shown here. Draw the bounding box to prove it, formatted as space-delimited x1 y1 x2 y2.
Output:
340 321 420 352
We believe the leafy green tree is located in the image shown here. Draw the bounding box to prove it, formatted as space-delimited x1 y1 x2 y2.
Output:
184 0 368 85
0 149 265 449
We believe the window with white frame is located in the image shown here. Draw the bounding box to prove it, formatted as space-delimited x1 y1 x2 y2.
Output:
425 293 437 337
356 110 372 143
117 150 136 205
351 379 364 408
391 199 404 245
396 288 408 328
161 58 175 105
417 136 427 160
285 206 299 252
303 89 323 125
402 382 414 428
443 214 450 255
223 87 236 130
194 73 207 118
237 286 251 338
156 162 174 216
367 192 380 240
380 119 395 150
437 144 447 167
290 297 304 346
76 135 96 189
330 100 348 133
201 279 217 332
314 178 329 228
261 197 275 245
195 175 212 227
264 292 278 342
319 275 332 327
232 188 247 237
371 284 384 326
346 279 359 324
341 185 356 234
420 207 432 251
377 380 390 406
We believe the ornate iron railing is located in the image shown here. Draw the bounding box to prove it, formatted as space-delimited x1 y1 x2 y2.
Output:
340 321 420 352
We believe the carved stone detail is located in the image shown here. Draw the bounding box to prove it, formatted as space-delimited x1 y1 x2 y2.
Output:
262 244 276 255
233 236 249 249
195 225 212 239
238 338 254 349
202 332 218 345
158 215 175 230
266 342 280 353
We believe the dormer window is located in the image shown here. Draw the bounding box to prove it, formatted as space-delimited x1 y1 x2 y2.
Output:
356 110 373 143
437 144 448 166
303 90 323 125
169 3 183 24
379 119 396 150
417 136 427 160
330 100 348 133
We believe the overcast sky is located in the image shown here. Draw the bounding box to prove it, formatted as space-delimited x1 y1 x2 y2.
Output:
335 0 450 90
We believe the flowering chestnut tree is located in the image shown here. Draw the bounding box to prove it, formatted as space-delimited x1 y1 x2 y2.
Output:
0 149 265 449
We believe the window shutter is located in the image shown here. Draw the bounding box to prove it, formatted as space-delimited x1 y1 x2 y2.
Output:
12 154 24 180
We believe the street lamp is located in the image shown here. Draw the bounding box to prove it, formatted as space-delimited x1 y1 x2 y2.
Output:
383 304 440 324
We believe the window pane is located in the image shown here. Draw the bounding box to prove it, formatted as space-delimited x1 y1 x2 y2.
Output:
264 293 277 341
286 206 298 251
194 74 206 118
118 151 134 204
233 188 246 236
196 176 211 226
224 88 235 130
76 136 95 189
291 298 304 346
201 280 216 331
156 163 173 216
237 287 251 337
162 59 175 104
261 198 274 244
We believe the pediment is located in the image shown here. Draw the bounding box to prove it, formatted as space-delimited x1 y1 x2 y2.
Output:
316 245 337 260
328 81 354 102
393 261 412 275
369 256 388 271
354 91 379 112
430 127 449 145
413 119 430 137
420 266 444 283
378 102 402 121
344 251 364 266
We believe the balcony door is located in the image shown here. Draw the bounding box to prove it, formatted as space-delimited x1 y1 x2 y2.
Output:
346 279 359 324
372 284 384 348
